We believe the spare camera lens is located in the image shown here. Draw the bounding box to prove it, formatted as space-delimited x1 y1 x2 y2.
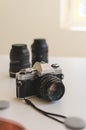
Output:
31 39 48 66
9 44 30 78
40 74 65 101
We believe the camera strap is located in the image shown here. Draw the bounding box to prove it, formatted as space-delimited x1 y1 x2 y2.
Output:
24 98 86 130
24 98 66 124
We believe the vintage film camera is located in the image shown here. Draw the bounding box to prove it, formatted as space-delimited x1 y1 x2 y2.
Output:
16 62 65 101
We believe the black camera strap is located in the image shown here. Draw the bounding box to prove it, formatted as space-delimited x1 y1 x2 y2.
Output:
24 98 85 130
24 98 66 124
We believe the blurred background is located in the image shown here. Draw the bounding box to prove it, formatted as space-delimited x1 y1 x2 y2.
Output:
0 0 86 57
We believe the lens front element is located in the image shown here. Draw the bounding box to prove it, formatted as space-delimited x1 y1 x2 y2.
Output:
47 83 65 101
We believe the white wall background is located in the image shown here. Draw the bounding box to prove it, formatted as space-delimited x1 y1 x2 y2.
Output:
0 0 86 57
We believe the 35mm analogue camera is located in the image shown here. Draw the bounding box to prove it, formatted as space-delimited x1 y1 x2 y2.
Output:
16 62 65 101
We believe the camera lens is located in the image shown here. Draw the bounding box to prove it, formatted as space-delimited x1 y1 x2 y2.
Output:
31 39 48 66
9 44 30 78
40 74 65 101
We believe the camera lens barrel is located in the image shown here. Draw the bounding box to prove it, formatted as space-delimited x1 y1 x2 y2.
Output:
9 44 30 78
31 39 48 66
40 74 65 101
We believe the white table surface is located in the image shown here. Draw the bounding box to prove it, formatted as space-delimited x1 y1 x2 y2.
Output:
0 55 86 130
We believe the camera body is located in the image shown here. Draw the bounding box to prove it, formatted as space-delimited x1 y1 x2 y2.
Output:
16 62 65 101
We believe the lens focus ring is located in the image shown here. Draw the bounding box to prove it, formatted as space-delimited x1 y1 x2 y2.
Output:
39 74 65 101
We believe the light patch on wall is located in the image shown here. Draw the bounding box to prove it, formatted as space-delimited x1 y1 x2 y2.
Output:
60 0 86 31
